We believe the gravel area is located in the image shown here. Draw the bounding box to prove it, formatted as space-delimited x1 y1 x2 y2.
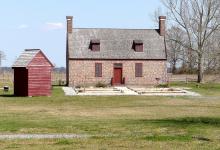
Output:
0 134 89 140
63 86 200 96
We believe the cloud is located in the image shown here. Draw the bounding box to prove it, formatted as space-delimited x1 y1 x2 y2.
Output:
44 22 64 31
18 24 29 29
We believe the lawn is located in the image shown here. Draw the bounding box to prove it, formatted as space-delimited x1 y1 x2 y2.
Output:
0 83 220 149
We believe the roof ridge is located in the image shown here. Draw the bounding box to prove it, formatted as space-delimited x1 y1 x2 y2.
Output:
25 49 41 51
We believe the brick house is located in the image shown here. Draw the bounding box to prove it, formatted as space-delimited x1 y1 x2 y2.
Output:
66 16 168 86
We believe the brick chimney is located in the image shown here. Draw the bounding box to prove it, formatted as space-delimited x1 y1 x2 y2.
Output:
159 16 166 36
66 16 73 33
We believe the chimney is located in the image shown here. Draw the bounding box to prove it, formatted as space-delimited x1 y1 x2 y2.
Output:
159 16 166 36
66 16 73 33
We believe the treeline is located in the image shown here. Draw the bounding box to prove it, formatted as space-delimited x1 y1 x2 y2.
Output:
159 0 220 82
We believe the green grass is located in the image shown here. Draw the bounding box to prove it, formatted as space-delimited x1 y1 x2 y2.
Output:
170 81 220 96
0 83 220 149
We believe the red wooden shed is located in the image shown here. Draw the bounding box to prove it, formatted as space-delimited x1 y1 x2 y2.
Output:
12 49 54 97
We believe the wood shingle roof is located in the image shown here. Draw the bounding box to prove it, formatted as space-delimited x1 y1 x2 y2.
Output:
12 49 53 68
68 28 167 60
12 49 41 67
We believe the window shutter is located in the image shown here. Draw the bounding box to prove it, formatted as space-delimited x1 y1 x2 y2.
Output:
135 63 143 77
95 63 102 77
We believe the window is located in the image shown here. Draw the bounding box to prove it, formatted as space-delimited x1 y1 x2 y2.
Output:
92 43 100 51
135 63 143 77
114 63 122 68
90 39 100 51
95 63 102 77
133 40 143 52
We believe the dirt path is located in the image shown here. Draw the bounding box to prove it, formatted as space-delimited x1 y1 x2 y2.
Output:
0 134 89 140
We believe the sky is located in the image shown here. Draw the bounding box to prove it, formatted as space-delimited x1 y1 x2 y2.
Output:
0 0 165 67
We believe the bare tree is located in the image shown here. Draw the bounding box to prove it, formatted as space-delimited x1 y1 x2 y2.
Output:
166 26 184 73
203 31 220 73
162 0 220 82
0 51 6 67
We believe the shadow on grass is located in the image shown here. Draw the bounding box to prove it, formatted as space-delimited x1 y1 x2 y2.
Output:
145 135 192 142
145 135 212 142
141 117 218 142
0 94 15 97
137 117 220 127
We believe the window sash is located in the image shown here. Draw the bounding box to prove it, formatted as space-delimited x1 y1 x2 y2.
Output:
135 44 143 52
91 43 100 51
95 63 102 77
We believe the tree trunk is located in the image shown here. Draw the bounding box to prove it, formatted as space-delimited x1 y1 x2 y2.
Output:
188 48 193 73
197 54 203 83
172 61 177 74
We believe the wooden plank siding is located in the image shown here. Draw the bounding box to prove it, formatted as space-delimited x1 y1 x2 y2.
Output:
28 52 52 67
27 52 52 96
28 67 52 96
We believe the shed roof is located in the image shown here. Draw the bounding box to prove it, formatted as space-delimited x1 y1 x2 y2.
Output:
12 49 53 68
68 28 167 60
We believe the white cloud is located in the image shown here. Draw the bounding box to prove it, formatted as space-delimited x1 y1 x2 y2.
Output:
18 24 29 29
44 22 64 31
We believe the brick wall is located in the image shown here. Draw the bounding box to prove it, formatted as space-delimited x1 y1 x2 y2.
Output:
68 60 167 86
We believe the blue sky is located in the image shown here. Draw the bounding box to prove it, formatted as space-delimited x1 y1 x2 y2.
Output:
0 0 165 67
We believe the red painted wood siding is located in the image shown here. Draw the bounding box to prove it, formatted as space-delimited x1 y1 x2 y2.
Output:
27 52 53 96
28 52 52 67
28 67 52 96
14 68 28 96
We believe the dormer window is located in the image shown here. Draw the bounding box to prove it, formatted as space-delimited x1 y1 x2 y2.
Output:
133 40 143 52
90 39 100 51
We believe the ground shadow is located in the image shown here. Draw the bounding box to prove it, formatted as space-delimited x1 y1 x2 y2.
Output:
136 117 220 127
0 94 15 97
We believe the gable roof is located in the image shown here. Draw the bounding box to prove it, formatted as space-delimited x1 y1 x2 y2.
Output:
68 28 167 60
12 49 53 68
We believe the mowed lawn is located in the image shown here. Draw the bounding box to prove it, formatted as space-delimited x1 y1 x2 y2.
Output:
0 83 220 149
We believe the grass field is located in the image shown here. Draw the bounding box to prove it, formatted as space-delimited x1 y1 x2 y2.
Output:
0 82 220 149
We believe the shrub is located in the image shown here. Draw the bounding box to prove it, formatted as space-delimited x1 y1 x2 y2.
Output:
156 83 169 88
58 80 65 86
95 82 107 88
75 85 82 89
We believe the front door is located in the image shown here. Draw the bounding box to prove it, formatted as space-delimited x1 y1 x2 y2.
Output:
113 68 122 85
